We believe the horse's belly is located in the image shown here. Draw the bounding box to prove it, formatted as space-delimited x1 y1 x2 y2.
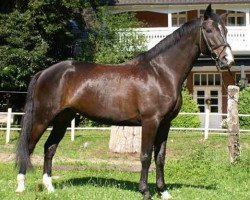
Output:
71 96 140 126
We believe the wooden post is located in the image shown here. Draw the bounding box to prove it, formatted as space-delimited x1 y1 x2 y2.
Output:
6 108 12 144
109 126 141 153
227 85 240 163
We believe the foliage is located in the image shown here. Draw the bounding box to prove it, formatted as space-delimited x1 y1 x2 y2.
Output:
0 0 146 105
238 86 250 129
0 10 49 89
171 89 201 128
78 8 146 64
0 0 87 90
78 116 108 127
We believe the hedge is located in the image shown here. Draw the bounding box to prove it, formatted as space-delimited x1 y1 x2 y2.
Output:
238 86 250 129
171 89 201 128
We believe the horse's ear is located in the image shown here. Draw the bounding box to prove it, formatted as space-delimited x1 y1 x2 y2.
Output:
220 13 228 24
204 4 213 20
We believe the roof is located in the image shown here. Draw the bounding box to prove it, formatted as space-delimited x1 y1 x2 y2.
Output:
111 0 250 5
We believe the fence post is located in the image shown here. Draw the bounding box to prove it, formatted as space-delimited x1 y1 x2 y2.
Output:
204 105 210 140
227 85 240 163
6 108 12 144
71 118 75 141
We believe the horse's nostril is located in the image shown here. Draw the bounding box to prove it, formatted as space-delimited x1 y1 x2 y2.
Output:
229 60 235 66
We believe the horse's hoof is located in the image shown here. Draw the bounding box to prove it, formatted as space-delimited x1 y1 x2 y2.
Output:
16 174 25 193
15 188 25 193
143 192 152 200
43 174 55 193
161 190 172 200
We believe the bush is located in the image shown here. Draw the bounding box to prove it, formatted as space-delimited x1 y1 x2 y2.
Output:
78 116 108 127
78 8 146 64
171 89 201 128
238 86 250 129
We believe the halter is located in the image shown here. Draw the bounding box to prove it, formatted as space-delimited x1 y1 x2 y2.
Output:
199 19 231 68
199 18 237 93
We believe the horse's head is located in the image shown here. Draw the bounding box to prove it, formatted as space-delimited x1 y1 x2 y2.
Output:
200 4 234 69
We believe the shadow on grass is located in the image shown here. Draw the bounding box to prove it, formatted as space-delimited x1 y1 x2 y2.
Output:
54 176 216 196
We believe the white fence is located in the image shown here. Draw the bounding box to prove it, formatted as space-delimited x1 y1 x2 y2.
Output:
132 26 250 52
0 108 250 144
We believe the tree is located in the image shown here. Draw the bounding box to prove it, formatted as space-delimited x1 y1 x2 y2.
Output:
0 1 145 91
78 7 146 64
0 0 86 90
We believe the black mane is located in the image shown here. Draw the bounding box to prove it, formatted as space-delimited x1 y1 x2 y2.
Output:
136 17 202 61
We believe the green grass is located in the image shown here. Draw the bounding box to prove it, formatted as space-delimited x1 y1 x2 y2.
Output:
0 130 249 200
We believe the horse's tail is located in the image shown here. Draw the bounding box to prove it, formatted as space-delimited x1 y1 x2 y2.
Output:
16 71 42 170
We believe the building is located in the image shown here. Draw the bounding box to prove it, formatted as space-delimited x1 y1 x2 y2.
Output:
107 0 250 128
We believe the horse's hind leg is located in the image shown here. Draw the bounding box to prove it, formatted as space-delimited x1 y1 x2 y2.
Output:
154 122 171 200
43 109 75 192
16 121 49 193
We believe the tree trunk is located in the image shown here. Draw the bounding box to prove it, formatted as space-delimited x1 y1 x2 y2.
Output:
109 126 142 153
227 85 240 163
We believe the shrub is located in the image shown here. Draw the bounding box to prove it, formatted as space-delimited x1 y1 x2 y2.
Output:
78 8 146 64
171 89 201 128
238 86 250 129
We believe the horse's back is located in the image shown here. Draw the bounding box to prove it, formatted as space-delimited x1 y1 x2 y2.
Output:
33 60 143 124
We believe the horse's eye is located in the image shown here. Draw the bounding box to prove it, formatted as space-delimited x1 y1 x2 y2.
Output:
206 29 212 33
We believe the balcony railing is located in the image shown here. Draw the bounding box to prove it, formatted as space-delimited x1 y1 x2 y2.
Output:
133 26 250 53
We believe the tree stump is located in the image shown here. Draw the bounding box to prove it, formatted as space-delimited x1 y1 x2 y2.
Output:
227 85 240 163
109 126 142 153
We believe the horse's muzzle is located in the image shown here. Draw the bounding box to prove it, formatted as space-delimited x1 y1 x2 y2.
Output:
218 60 234 70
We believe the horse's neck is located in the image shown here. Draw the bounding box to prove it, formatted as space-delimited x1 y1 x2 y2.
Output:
151 28 200 89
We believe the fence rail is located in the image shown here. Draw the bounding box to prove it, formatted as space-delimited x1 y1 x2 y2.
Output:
0 108 250 143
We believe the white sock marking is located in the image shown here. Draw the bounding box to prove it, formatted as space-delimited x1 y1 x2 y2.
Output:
161 190 172 200
16 174 25 193
43 173 55 192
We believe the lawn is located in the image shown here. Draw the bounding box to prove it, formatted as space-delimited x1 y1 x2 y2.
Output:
0 130 249 200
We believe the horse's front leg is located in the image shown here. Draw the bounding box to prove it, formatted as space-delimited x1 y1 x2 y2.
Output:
154 122 172 200
139 117 160 200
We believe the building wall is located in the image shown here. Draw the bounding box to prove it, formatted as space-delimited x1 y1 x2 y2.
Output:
186 70 242 114
135 11 168 27
187 10 198 21
135 9 229 28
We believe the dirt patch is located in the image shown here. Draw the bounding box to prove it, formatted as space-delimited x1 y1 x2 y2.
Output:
0 152 15 162
0 152 155 172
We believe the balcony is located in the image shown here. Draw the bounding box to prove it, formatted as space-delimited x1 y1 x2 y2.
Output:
133 27 250 54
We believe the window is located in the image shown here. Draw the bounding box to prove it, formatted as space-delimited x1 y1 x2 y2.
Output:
194 73 221 86
227 11 245 26
172 12 187 27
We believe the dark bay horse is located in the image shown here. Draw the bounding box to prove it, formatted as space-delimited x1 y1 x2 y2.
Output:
16 5 234 200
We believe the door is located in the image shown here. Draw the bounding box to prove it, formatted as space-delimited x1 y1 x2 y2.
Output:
193 87 222 129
